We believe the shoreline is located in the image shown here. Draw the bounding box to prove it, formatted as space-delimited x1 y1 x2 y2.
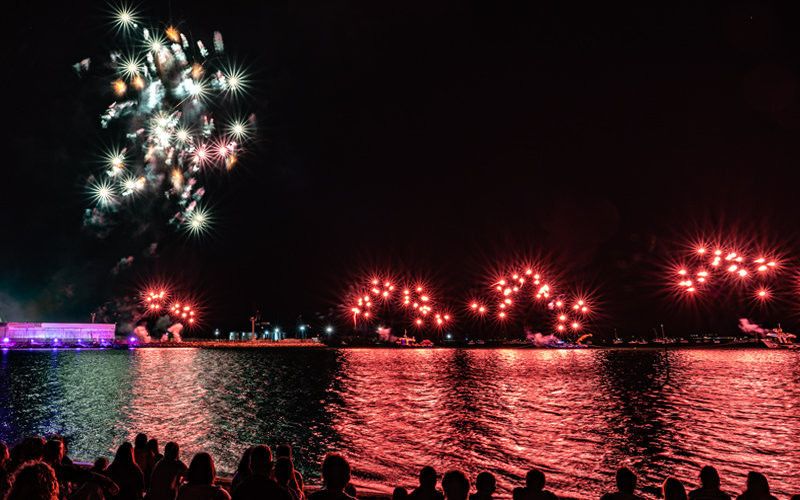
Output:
0 341 784 350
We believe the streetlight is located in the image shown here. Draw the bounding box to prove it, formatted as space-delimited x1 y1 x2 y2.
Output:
325 325 334 335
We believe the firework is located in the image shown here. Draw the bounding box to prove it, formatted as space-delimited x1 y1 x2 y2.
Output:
83 5 255 236
346 274 453 330
670 239 785 304
467 263 598 336
169 301 198 326
141 287 169 313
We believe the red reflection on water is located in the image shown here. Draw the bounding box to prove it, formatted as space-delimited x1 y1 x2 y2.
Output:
329 349 800 498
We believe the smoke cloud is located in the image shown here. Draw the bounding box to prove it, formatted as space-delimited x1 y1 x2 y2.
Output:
738 318 765 335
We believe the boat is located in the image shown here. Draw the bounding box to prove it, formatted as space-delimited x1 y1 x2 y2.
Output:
761 326 798 349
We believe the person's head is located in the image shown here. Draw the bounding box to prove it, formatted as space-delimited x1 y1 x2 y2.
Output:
393 486 409 500
164 442 180 461
237 446 255 475
419 466 438 489
147 439 159 456
12 436 46 465
321 453 351 491
699 466 720 489
525 469 545 492
442 470 470 500
42 440 64 465
250 445 273 476
615 467 637 494
45 435 67 455
1 441 10 465
274 457 294 486
745 472 770 495
6 461 59 500
276 444 293 459
186 452 216 486
134 433 148 450
475 472 496 495
112 442 135 468
662 478 687 500
92 457 109 472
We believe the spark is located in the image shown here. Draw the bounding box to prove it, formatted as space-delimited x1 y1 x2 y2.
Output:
165 26 181 43
184 206 212 237
110 3 140 35
112 79 127 96
221 63 250 96
118 54 144 79
90 179 117 206
227 119 251 141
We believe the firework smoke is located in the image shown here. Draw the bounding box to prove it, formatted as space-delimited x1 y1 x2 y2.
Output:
82 4 255 237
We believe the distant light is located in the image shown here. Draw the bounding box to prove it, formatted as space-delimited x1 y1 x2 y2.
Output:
299 325 306 332
446 333 453 340
2 337 9 343
128 336 136 343
325 326 334 334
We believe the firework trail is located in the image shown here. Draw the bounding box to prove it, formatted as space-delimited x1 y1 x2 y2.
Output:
82 3 254 237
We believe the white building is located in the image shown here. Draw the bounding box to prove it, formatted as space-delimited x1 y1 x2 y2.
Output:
0 322 116 345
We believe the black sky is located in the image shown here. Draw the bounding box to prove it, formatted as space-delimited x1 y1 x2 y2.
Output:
3 0 800 336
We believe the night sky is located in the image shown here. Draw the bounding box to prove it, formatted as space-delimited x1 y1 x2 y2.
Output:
4 1 800 336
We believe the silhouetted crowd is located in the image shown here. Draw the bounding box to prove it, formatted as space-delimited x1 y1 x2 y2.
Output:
0 434 797 500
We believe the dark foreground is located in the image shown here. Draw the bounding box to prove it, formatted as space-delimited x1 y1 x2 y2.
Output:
1 434 794 500
0 348 798 497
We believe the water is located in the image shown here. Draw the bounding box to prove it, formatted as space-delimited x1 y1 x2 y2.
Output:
0 348 798 498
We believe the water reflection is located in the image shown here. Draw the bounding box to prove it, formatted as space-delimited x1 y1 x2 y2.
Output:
0 348 798 498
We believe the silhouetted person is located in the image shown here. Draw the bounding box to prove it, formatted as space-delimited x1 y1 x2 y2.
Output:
176 452 230 500
600 467 644 500
663 478 688 500
735 472 777 500
232 445 291 500
442 470 470 500
409 466 444 500
231 447 255 492
108 442 145 500
5 461 60 500
149 439 164 465
92 457 110 473
0 441 10 500
148 442 188 500
275 456 305 500
43 438 118 498
309 453 355 500
470 472 496 500
134 434 155 489
689 466 731 500
394 487 409 500
8 436 45 472
276 444 305 497
45 435 73 466
516 469 557 500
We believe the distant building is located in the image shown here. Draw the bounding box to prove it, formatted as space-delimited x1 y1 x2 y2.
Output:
0 322 116 345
